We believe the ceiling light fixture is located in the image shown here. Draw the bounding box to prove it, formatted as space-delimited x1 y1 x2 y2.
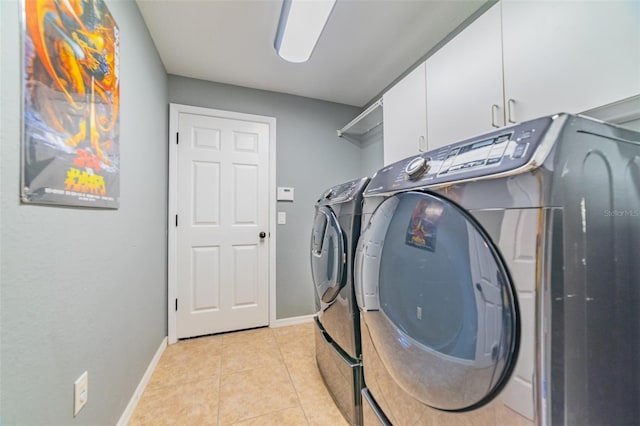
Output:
274 0 337 63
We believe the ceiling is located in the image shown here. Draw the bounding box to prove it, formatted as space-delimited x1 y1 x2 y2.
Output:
136 0 488 107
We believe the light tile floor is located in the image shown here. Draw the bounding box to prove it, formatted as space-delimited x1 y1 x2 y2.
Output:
130 322 349 426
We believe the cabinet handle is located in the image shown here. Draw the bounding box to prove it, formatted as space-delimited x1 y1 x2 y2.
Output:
418 135 426 152
507 98 517 124
491 104 500 128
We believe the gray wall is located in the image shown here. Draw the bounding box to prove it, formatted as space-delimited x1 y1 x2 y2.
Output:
360 125 384 177
168 76 363 318
0 1 168 424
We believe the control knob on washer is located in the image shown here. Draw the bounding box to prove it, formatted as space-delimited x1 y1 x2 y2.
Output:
405 155 431 180
323 189 335 199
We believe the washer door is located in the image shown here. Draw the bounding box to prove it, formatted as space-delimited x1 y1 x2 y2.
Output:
355 191 519 411
311 206 346 306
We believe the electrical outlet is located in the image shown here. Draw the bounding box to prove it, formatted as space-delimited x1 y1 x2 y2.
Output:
74 371 88 416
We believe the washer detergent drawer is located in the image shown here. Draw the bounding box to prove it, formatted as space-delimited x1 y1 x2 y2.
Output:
314 317 363 426
362 388 391 426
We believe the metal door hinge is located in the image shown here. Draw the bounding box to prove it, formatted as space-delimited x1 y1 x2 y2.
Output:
176 132 179 144
175 215 178 226
175 299 178 311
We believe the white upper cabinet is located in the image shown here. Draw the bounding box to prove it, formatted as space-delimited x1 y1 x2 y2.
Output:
502 0 640 123
383 62 427 165
426 3 504 150
422 0 640 150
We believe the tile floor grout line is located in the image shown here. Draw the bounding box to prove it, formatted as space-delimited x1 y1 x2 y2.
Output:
276 326 312 426
227 406 303 426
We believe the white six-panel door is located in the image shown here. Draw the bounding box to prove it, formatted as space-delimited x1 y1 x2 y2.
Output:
174 109 271 339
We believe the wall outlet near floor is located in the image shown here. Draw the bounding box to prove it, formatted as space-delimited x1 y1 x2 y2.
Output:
74 371 88 416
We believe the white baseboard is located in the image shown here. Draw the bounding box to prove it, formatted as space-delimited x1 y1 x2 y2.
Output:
270 314 314 328
117 336 168 426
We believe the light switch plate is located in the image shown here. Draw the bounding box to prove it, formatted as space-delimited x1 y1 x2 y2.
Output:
278 211 287 225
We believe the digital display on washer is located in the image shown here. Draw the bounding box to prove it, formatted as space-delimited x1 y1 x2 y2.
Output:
438 133 512 175
470 139 494 149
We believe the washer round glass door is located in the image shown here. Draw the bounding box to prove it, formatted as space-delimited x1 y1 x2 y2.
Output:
311 206 346 306
355 191 519 411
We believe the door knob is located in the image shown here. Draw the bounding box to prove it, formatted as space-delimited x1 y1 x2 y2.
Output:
259 232 266 239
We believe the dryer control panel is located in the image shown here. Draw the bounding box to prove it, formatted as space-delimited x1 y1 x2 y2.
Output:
365 115 555 195
318 176 370 205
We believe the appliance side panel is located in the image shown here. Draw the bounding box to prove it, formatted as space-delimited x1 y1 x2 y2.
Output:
550 120 640 425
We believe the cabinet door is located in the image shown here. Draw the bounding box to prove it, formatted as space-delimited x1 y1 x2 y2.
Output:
502 0 640 123
426 3 504 150
383 62 427 165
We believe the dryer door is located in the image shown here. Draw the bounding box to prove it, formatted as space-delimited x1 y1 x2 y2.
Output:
311 206 346 308
355 191 519 411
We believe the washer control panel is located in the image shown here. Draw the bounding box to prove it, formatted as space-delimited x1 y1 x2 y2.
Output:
365 116 554 195
318 176 370 204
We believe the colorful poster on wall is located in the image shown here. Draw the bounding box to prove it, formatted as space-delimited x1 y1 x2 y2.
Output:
21 0 120 208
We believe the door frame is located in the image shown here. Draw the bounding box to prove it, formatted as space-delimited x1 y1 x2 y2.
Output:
167 103 277 344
